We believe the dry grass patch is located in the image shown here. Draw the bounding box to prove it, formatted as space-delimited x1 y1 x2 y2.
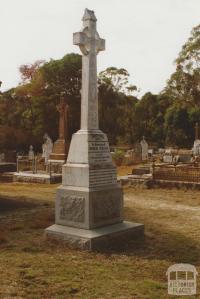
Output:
0 183 199 298
0 230 8 244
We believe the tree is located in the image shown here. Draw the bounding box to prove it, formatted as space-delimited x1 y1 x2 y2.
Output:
164 24 200 107
176 24 200 73
131 92 169 146
1 55 140 149
161 23 200 147
0 54 82 150
99 67 138 96
98 67 139 145
164 105 193 147
19 60 45 83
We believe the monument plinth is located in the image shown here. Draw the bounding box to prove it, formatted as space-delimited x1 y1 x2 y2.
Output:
46 9 144 250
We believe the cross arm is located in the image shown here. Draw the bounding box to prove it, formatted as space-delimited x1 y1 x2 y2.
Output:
73 32 89 55
97 38 105 52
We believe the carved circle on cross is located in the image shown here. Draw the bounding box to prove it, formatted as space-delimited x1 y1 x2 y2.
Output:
78 27 104 56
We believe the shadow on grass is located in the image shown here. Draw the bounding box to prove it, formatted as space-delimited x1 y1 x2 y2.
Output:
0 197 38 213
1 196 200 268
96 206 200 266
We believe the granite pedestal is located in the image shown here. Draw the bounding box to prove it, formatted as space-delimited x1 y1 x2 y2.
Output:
45 130 144 249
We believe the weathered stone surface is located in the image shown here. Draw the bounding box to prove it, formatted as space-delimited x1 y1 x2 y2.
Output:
91 188 123 225
45 221 144 250
42 134 53 164
66 130 112 165
59 195 85 222
13 172 61 184
55 185 123 229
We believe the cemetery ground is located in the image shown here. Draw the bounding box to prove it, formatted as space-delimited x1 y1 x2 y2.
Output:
0 182 200 299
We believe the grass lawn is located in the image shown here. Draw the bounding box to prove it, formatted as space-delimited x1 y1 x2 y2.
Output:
0 182 200 299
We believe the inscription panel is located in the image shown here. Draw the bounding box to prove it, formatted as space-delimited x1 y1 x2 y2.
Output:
59 196 85 223
89 168 117 187
88 141 112 164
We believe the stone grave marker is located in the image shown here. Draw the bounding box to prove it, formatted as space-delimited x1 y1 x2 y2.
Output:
42 133 53 164
140 136 148 161
45 9 144 250
49 92 69 162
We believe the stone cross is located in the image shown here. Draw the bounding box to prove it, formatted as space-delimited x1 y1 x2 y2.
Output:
57 93 68 140
195 122 199 140
73 9 105 130
45 8 144 250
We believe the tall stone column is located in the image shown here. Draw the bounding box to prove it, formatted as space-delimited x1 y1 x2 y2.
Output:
73 9 104 130
46 9 144 250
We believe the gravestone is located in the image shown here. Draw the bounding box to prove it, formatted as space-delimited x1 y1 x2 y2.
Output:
42 133 53 164
28 145 34 160
49 93 69 162
193 141 200 155
45 9 144 250
128 142 142 163
163 149 173 163
192 123 200 156
140 136 148 161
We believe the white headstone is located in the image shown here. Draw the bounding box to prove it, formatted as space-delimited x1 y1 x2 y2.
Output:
140 136 148 161
28 145 34 160
163 154 173 163
193 139 200 155
42 133 53 164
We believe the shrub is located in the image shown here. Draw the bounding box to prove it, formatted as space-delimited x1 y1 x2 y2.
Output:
112 150 124 166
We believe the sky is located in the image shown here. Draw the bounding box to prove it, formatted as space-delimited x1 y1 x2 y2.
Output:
0 0 200 97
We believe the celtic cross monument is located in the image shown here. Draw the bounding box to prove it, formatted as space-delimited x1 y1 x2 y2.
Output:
46 9 144 250
49 92 69 161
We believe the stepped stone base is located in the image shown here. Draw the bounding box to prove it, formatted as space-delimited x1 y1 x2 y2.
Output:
13 172 62 184
45 221 144 250
50 139 69 161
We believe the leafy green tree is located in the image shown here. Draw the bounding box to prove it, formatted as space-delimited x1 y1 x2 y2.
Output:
0 54 82 150
161 23 200 147
164 24 200 107
0 56 140 149
98 68 138 145
164 105 193 147
99 67 138 96
176 24 200 73
132 92 170 146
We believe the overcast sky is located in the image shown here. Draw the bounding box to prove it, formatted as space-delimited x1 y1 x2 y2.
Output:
0 0 200 96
